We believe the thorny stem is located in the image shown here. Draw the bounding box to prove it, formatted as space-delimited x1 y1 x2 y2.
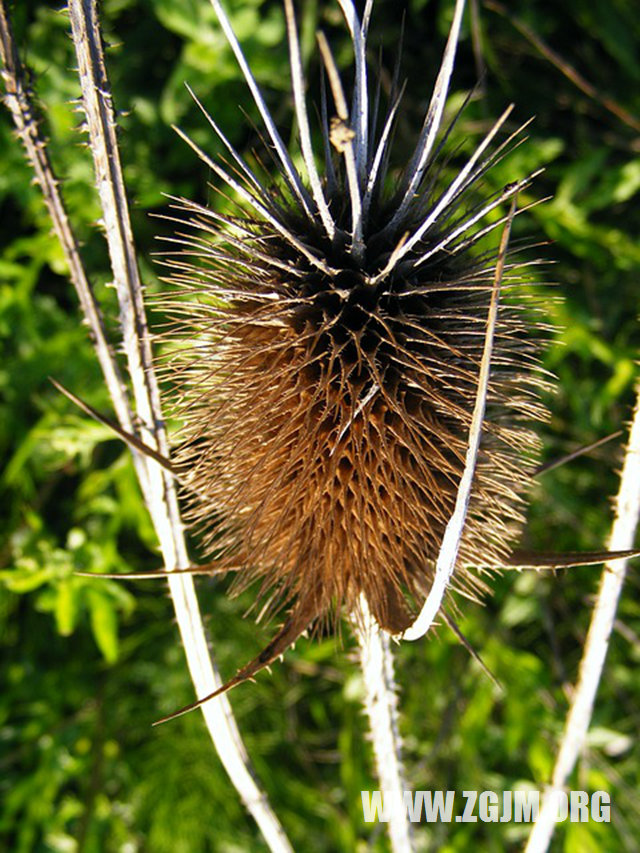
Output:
354 597 412 853
525 380 640 852
0 0 144 487
0 1 292 849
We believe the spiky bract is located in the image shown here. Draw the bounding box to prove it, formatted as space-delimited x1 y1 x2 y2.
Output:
158 0 547 678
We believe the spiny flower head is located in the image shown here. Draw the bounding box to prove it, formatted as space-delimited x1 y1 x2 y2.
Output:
158 0 547 693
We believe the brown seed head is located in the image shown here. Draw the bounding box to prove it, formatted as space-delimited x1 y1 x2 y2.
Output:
156 0 549 691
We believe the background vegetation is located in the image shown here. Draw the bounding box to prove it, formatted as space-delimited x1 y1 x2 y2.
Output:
1 0 639 850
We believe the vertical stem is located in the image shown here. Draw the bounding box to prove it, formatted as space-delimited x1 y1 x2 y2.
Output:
354 598 412 853
525 380 640 852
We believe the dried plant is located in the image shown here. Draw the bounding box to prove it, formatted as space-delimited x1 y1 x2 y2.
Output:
3 1 640 851
156 0 547 706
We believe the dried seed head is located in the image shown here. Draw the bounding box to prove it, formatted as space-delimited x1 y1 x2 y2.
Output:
157 0 548 693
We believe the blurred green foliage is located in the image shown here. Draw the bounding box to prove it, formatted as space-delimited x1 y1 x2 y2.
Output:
1 0 640 850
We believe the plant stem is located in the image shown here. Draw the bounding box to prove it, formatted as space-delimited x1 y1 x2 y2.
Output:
354 597 412 853
525 379 640 852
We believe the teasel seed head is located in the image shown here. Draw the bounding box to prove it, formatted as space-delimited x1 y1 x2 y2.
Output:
156 0 549 693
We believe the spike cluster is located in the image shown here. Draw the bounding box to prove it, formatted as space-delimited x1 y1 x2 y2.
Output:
157 0 547 687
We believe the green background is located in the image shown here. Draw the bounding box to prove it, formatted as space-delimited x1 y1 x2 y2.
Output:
1 0 639 850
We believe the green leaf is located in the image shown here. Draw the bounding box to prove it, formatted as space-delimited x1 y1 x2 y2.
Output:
88 588 120 664
53 578 79 636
